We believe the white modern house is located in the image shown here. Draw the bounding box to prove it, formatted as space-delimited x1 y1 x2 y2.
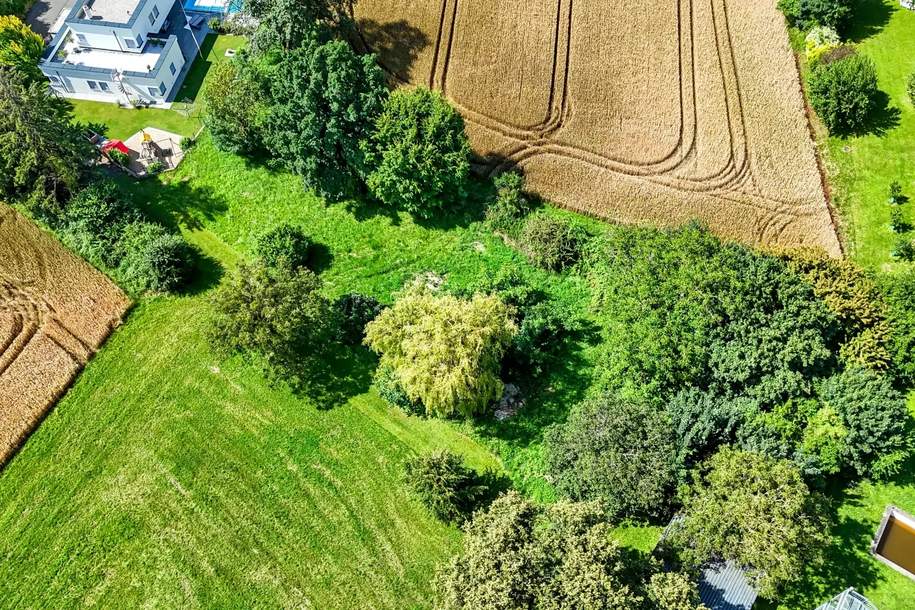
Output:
39 0 207 105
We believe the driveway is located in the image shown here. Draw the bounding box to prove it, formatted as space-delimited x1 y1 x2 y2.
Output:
25 0 71 40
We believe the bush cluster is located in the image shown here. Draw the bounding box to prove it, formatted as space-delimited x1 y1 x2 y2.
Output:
205 30 472 217
908 72 915 105
57 178 194 294
581 224 909 484
518 212 588 272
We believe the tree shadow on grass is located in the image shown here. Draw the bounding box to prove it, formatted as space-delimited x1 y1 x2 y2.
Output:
848 0 895 43
473 320 600 448
284 343 377 410
757 495 885 609
832 91 902 138
754 448 915 610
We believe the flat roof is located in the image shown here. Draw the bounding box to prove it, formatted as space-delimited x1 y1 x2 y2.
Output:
58 31 163 73
80 0 141 24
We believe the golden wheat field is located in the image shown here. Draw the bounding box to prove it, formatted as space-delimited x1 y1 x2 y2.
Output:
0 204 129 463
354 0 842 254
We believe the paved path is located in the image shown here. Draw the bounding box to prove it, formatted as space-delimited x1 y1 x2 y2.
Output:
25 0 70 39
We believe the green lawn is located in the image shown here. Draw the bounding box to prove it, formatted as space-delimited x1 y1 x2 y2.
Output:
0 135 609 606
825 0 915 270
69 35 243 141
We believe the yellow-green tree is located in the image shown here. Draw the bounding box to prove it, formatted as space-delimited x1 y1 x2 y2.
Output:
364 288 516 418
0 16 43 83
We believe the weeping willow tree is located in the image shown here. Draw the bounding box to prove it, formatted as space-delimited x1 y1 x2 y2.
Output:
364 287 516 418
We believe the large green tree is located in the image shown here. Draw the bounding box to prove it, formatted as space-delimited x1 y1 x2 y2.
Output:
365 87 471 218
818 368 910 479
435 492 704 610
0 16 43 83
266 39 388 201
546 394 679 520
586 223 838 408
246 0 354 51
202 54 269 156
672 448 827 597
0 70 90 216
209 261 333 383
364 286 515 418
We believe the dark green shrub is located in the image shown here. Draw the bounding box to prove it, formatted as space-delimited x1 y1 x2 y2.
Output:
255 223 313 270
889 180 906 204
518 213 587 272
374 365 423 415
546 394 679 521
365 87 471 218
880 271 915 386
116 221 195 293
892 237 915 261
403 450 491 523
808 54 880 134
908 72 915 105
666 388 755 468
891 207 907 233
505 300 574 377
778 0 853 32
818 368 910 479
335 292 383 344
484 171 532 234
61 180 139 267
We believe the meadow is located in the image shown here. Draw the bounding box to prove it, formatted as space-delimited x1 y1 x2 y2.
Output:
0 136 659 606
818 0 915 270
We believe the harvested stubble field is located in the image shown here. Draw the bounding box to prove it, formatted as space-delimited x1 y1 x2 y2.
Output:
0 204 129 464
354 0 842 254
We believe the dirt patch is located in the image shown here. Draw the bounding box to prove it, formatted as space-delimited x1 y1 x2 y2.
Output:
354 0 842 255
0 204 130 464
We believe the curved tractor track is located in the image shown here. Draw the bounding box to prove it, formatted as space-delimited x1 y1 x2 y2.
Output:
354 0 841 254
0 204 129 465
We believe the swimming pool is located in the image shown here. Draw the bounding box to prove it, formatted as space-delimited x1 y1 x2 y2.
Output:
872 505 915 580
182 0 240 14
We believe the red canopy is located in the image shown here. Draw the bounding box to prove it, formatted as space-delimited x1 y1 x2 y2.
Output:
101 140 130 156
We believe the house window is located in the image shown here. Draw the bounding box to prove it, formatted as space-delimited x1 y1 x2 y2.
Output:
158 81 166 95
48 76 61 84
99 81 110 92
169 62 176 75
125 38 136 49
148 5 159 26
76 33 88 46
87 80 98 90
148 86 159 97
136 35 143 47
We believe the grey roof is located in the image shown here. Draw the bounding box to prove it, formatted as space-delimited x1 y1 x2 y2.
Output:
814 588 878 610
697 560 759 610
